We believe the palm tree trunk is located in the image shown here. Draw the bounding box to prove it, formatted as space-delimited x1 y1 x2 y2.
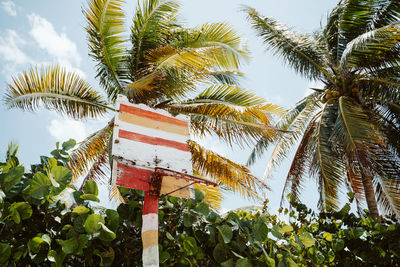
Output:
360 169 379 218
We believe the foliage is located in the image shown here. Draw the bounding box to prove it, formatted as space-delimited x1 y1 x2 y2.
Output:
245 0 400 217
1 142 400 266
4 0 282 205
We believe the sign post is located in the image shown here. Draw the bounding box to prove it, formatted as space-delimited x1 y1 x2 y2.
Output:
111 95 217 267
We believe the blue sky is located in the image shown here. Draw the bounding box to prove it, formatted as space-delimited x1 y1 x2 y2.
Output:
0 0 337 211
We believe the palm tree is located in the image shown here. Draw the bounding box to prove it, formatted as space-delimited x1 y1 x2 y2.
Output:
245 0 400 218
4 0 281 208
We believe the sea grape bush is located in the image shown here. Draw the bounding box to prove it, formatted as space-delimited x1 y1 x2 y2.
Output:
0 140 399 266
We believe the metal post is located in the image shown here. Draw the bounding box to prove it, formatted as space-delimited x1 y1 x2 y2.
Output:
142 191 159 267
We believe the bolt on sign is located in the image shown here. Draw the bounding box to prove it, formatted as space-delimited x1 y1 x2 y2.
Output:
111 95 217 267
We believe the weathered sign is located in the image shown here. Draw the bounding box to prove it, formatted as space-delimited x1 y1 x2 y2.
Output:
112 94 194 199
111 95 216 267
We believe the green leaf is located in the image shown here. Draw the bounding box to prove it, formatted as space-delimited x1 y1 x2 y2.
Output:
62 139 76 151
99 222 116 241
160 251 170 264
279 224 294 233
47 250 57 262
183 236 198 255
56 235 88 255
221 259 234 267
299 232 315 248
213 243 228 263
57 238 78 254
315 251 325 265
271 225 283 239
29 172 51 199
47 157 58 169
195 202 210 216
40 234 51 246
106 209 119 232
2 166 24 192
73 206 90 215
207 211 220 223
166 232 174 241
74 214 89 233
80 194 100 202
351 227 364 239
323 232 333 242
253 221 268 242
264 255 275 266
217 225 233 243
47 249 65 267
236 258 252 267
84 214 105 233
9 202 32 223
194 189 204 202
0 243 11 264
84 180 98 196
50 166 72 194
28 237 44 254
183 213 195 227
333 239 345 251
73 190 84 204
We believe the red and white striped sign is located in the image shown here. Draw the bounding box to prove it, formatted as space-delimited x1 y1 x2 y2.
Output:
111 94 193 196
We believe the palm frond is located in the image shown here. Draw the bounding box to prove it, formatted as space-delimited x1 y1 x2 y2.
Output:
371 0 400 29
130 0 179 78
109 184 125 204
84 0 128 101
312 99 344 210
189 140 269 200
167 85 282 147
186 84 279 108
247 95 316 167
281 117 318 206
79 142 110 187
244 6 331 81
375 177 400 217
205 70 243 86
5 66 112 119
323 1 344 64
345 159 365 203
194 183 223 210
263 96 321 178
359 77 400 103
173 22 250 70
336 96 383 152
337 0 378 60
340 22 400 69
68 121 113 181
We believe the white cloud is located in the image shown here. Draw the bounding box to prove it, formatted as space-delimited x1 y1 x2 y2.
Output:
1 1 17 16
47 118 88 143
28 13 81 67
0 30 31 65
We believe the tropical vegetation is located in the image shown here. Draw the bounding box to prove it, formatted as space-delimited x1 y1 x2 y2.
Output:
1 142 399 266
246 0 400 218
4 0 282 206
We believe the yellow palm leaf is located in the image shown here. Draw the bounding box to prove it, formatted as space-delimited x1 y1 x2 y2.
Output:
194 183 223 210
68 120 113 182
5 65 112 119
189 140 269 200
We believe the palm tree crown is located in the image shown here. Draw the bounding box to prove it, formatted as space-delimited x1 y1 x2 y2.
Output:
5 0 282 207
246 0 400 217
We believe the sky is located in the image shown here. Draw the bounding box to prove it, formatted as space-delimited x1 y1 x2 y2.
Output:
0 0 338 212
